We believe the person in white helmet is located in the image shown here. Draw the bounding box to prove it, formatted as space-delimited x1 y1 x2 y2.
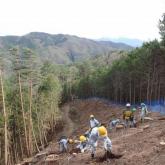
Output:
89 114 100 129
89 125 112 158
123 103 134 127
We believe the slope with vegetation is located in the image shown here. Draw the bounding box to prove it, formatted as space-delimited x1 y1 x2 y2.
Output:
0 32 132 64
0 13 164 165
67 14 165 106
0 48 63 164
0 36 128 164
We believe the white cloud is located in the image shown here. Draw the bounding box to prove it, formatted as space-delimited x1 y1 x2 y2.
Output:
0 0 164 40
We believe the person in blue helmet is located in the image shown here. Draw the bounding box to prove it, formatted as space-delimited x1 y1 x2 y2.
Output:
140 103 148 123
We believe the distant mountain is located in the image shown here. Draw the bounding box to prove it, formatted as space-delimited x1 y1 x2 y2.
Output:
99 37 143 47
0 32 133 64
98 40 133 50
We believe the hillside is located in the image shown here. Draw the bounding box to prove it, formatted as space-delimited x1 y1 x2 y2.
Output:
21 99 165 165
0 32 132 64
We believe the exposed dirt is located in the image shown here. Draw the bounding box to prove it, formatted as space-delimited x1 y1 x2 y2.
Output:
96 151 123 162
24 99 165 165
59 104 75 138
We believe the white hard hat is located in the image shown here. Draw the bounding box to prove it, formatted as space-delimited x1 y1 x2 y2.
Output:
90 114 94 118
126 103 131 107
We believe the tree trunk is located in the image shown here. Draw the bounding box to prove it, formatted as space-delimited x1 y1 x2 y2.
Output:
139 80 142 103
129 78 132 103
32 120 40 153
147 75 150 104
18 72 29 155
35 104 44 149
28 80 33 155
133 81 136 104
18 130 24 159
0 69 8 165
158 80 161 104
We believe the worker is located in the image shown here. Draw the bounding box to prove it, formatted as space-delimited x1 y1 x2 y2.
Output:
89 125 112 158
109 119 120 130
123 103 134 127
84 129 91 139
58 136 73 153
89 114 100 129
131 107 137 127
77 135 89 153
140 103 148 123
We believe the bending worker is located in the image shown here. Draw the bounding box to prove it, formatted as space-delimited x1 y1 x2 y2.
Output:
89 125 112 158
77 135 89 153
89 114 100 129
58 136 73 153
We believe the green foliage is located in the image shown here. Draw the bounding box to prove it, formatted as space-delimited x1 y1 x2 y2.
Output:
159 13 165 45
0 14 164 164
0 32 132 65
0 47 64 164
68 40 165 104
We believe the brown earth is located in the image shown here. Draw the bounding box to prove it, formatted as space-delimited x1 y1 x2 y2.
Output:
21 99 165 165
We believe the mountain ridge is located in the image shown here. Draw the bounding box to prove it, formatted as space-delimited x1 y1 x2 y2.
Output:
0 32 133 64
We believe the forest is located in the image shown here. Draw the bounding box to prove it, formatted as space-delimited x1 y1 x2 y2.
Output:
0 13 164 164
69 14 165 105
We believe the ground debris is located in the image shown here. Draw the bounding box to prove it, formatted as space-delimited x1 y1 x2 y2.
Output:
158 117 165 120
116 124 125 129
69 148 81 154
160 141 165 146
35 151 47 158
144 117 154 121
141 124 150 130
96 151 123 162
30 99 165 165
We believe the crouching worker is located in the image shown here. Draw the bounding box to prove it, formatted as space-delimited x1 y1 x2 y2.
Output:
109 119 120 130
77 135 89 153
58 136 73 153
89 125 112 158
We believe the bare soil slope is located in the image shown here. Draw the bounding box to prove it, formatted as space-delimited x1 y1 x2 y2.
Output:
26 99 165 165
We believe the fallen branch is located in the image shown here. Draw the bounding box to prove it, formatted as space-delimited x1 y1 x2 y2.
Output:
160 141 165 146
144 117 154 121
142 125 150 130
158 117 165 121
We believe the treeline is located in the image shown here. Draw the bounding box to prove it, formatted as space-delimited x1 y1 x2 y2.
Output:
0 48 62 164
0 13 164 165
68 14 165 105
71 40 165 104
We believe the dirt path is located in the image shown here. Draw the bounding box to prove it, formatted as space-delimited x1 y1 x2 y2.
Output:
24 105 76 165
60 104 75 137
